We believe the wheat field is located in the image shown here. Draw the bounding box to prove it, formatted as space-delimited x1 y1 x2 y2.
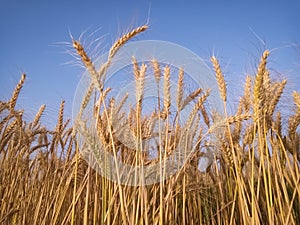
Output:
0 25 299 225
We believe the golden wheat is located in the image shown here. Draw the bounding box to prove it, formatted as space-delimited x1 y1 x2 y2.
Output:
293 91 300 108
72 40 99 81
56 100 65 134
109 25 148 59
267 79 287 116
152 59 161 83
30 104 46 129
253 50 269 122
199 105 210 127
2 27 300 225
243 76 252 113
211 56 227 102
162 65 171 119
176 68 184 111
9 73 26 111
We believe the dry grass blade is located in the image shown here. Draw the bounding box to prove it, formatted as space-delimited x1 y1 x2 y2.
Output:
211 56 227 102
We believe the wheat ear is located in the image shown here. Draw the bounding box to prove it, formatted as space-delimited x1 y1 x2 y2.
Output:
78 83 94 119
227 113 251 124
152 59 161 83
73 40 103 90
176 68 184 111
73 39 103 123
272 111 282 137
293 91 300 108
181 88 203 111
96 25 148 99
109 25 148 59
268 79 287 116
200 105 210 127
211 56 227 102
197 89 211 108
132 56 140 79
56 100 65 134
243 76 252 113
135 62 147 116
31 104 46 129
253 50 269 122
288 109 300 138
162 65 171 119
288 91 300 138
232 98 244 141
9 74 26 111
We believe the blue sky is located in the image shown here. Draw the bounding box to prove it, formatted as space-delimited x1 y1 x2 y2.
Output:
0 1 299 126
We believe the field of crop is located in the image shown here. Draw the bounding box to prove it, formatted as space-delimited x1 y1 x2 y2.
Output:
1 25 299 225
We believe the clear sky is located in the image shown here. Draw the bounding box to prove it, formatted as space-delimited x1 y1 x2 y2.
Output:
0 0 299 126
